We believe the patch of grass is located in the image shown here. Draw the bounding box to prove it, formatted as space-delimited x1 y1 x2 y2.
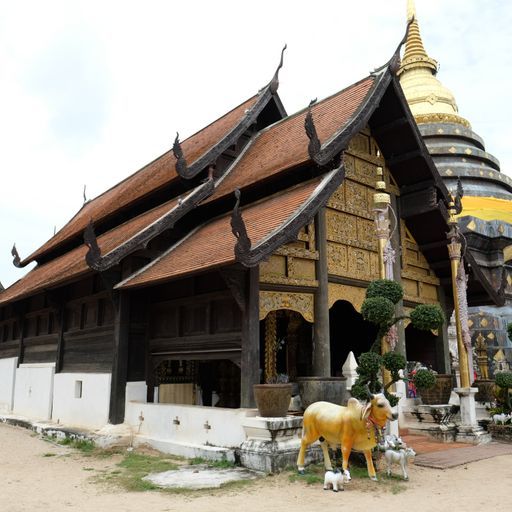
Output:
189 457 206 465
188 456 235 469
42 453 56 457
82 467 95 472
96 452 180 492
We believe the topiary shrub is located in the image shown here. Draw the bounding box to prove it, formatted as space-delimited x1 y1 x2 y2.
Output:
410 304 445 331
361 297 395 326
495 372 512 412
383 352 406 381
366 279 403 305
413 368 437 390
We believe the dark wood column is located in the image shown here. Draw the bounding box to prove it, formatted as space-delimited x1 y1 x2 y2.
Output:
109 290 130 424
240 266 260 408
55 305 65 373
313 208 330 376
17 312 25 366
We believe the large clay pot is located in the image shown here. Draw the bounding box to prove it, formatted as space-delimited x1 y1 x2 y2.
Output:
419 373 453 405
253 383 293 417
296 376 347 410
474 379 495 403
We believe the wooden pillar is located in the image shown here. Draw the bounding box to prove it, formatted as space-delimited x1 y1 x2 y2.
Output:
240 266 260 408
313 208 330 376
109 290 130 424
17 312 25 366
55 305 65 373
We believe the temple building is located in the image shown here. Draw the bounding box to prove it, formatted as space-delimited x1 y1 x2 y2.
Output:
0 3 510 453
398 0 512 377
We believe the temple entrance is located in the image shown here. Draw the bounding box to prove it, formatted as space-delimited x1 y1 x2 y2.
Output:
405 324 438 370
329 300 377 376
153 358 241 408
260 310 313 381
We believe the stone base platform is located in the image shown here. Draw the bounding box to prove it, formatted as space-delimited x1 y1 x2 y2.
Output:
237 415 321 473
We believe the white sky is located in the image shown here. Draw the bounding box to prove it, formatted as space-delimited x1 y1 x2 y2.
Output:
1 0 511 288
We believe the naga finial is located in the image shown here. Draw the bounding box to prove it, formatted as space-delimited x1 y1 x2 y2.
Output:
230 189 252 262
84 220 101 269
304 99 321 162
269 44 287 95
11 244 22 268
172 132 189 177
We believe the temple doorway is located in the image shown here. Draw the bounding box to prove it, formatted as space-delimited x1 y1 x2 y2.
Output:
329 300 377 376
260 310 313 381
405 324 438 370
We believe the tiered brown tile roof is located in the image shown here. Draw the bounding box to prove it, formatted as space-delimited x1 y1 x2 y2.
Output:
118 178 324 289
21 94 260 265
206 76 374 203
0 198 178 305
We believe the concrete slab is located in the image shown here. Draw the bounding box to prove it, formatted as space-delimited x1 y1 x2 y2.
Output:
414 442 512 469
143 464 260 489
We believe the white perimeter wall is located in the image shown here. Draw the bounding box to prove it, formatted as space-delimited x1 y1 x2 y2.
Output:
0 357 18 412
52 373 111 429
125 399 250 448
13 363 55 420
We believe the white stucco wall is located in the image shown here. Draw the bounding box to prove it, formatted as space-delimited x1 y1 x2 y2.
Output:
125 381 147 406
0 357 18 412
125 400 251 448
52 373 111 429
13 363 55 420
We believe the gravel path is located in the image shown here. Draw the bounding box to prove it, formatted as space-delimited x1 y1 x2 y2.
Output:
1 422 511 512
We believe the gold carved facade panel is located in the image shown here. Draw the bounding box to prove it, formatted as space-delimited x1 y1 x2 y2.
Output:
419 282 439 302
326 209 357 243
328 283 366 312
347 247 372 281
288 257 316 281
259 291 314 323
260 254 286 280
369 252 380 280
327 242 348 275
344 179 371 217
327 182 345 211
403 278 419 299
357 217 378 249
347 133 370 154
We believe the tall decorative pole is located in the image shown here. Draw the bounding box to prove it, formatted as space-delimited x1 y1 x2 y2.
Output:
447 199 471 388
373 157 392 384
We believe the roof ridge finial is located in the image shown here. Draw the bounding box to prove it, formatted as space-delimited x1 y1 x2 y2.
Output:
398 0 438 76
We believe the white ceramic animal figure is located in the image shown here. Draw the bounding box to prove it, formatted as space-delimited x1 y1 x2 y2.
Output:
342 469 351 482
381 434 406 450
384 448 416 480
492 413 511 425
323 470 344 492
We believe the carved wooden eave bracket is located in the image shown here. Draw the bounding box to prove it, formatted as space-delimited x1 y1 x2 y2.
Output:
173 45 287 180
84 177 214 272
304 70 391 168
11 244 23 268
230 163 346 267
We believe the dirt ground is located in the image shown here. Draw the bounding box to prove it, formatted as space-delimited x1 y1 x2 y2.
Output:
1 422 510 512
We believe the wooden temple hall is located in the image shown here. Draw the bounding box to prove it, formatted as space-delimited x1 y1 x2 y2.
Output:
0 26 507 438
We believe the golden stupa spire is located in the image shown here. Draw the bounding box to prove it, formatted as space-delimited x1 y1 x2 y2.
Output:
399 0 438 76
398 0 470 127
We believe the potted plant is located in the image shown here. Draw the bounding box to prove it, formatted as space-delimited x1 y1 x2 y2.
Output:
253 373 292 417
413 368 437 404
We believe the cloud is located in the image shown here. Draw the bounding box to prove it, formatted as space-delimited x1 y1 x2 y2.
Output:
0 0 511 289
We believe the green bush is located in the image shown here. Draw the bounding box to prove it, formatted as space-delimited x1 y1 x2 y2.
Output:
382 351 406 373
413 368 437 390
366 279 403 305
507 322 512 342
361 297 395 326
410 304 445 331
495 372 512 390
357 351 383 376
